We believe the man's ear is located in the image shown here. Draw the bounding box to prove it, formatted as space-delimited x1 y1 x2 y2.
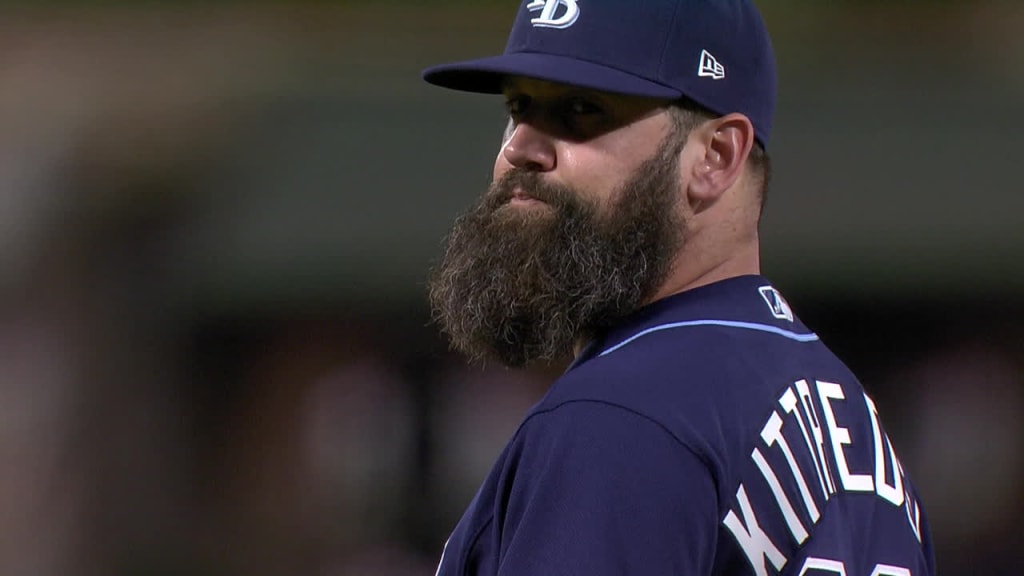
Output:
685 113 755 212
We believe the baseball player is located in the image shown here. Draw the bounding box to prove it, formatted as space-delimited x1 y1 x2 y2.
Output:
423 1 936 575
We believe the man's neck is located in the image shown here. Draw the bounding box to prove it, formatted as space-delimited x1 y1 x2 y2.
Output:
569 239 761 361
648 239 761 304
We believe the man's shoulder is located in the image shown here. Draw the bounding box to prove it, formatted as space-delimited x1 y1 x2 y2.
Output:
546 318 819 412
534 311 861 464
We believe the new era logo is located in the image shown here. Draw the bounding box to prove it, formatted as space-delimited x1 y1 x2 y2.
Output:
698 49 725 80
758 286 794 322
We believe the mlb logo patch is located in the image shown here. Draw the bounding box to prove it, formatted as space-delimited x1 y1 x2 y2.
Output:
758 286 794 322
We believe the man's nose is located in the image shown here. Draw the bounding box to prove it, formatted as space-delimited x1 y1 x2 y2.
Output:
502 122 556 172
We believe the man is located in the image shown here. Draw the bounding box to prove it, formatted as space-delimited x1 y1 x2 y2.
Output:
423 1 936 575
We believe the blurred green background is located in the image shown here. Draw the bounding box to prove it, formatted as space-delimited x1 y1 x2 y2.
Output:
0 1 1020 574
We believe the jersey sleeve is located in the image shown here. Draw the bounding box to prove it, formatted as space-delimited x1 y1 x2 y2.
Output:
495 400 718 576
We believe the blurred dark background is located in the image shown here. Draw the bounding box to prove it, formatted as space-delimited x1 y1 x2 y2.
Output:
0 1 1020 574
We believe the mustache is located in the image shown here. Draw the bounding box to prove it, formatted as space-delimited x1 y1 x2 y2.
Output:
487 169 577 209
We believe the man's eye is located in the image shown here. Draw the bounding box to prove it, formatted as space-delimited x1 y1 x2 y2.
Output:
566 98 602 117
505 96 530 117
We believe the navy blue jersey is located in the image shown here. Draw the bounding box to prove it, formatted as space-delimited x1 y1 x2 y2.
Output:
435 275 935 576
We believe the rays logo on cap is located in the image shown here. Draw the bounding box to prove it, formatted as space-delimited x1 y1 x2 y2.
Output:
527 0 580 29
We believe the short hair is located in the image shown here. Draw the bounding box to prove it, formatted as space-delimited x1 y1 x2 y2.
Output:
667 99 771 218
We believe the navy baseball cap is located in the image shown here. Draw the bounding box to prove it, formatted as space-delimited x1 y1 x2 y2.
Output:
423 0 777 147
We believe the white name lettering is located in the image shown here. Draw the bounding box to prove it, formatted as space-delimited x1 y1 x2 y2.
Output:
865 394 904 506
781 386 831 502
753 446 809 544
723 484 787 576
817 381 874 493
762 408 821 523
796 379 837 496
724 378 925 569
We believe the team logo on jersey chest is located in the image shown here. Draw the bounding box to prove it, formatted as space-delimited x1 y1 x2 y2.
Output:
526 0 580 29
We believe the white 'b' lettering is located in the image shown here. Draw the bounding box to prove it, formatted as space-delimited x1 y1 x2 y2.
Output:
527 0 581 29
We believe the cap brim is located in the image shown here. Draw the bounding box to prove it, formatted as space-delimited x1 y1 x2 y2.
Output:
423 52 683 100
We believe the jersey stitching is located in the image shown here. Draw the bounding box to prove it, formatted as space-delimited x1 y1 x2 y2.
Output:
600 319 820 357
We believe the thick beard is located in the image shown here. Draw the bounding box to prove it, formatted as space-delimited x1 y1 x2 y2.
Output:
428 138 684 367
